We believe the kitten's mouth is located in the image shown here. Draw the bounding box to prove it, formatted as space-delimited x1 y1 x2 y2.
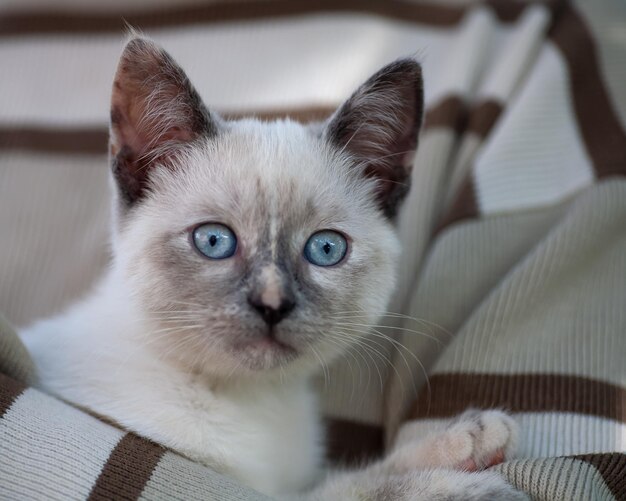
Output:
247 334 295 353
231 328 299 369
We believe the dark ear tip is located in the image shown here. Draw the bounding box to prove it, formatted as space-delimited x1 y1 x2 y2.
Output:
367 58 423 103
393 58 422 72
125 37 147 49
386 58 423 85
121 36 160 60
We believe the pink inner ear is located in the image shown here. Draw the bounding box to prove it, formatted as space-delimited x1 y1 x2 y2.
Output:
110 80 192 161
109 39 201 164
110 98 143 158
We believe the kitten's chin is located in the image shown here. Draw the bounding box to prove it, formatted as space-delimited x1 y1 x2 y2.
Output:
230 334 300 372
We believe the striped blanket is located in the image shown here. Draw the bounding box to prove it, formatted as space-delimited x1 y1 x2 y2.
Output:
1 0 625 499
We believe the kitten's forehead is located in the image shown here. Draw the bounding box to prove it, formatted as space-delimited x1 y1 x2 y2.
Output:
217 119 348 197
153 119 374 234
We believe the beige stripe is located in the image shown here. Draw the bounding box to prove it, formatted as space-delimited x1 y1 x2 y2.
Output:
0 16 446 125
495 457 616 501
0 388 124 500
139 451 269 501
473 43 594 216
426 6 496 105
442 133 483 210
435 176 478 232
478 4 549 102
0 152 110 327
435 180 626 386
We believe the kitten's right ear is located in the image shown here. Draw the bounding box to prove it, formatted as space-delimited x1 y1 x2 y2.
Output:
110 38 219 207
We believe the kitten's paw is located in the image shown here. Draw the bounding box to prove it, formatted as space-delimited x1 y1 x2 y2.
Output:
445 410 518 471
385 410 519 474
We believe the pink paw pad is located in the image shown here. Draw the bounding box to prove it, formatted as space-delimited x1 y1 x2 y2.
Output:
448 410 518 472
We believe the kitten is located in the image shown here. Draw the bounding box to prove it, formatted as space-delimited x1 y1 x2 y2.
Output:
20 38 527 500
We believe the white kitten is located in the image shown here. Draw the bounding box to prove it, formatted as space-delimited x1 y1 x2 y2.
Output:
20 38 527 500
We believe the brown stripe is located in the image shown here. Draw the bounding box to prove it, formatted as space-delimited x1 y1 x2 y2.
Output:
574 453 626 500
466 100 504 138
88 433 165 501
548 4 626 178
435 176 479 233
0 127 108 155
423 96 467 135
325 417 384 466
0 373 27 420
0 0 540 38
411 373 626 423
0 106 334 154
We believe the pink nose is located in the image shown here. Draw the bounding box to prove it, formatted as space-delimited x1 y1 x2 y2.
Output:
247 296 296 325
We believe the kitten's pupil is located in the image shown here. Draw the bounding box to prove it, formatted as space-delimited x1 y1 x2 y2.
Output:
323 242 331 254
209 235 217 247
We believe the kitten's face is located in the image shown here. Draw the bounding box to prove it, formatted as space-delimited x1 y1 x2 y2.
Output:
110 39 423 378
118 122 398 375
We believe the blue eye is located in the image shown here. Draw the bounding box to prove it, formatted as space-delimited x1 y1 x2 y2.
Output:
192 223 237 259
304 230 348 267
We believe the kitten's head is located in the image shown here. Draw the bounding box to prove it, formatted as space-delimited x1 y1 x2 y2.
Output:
109 38 423 379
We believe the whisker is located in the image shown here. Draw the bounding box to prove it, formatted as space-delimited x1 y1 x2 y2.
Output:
335 325 425 400
307 341 329 390
332 331 386 393
334 329 406 396
334 321 445 346
331 311 453 339
318 336 358 403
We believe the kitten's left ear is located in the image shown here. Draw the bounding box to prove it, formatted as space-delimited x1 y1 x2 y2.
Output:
324 59 423 218
110 37 219 207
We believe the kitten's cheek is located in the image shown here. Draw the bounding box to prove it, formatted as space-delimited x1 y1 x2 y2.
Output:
307 268 341 289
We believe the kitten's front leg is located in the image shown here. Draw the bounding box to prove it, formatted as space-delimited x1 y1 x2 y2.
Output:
293 410 528 500
297 467 529 500
384 410 519 474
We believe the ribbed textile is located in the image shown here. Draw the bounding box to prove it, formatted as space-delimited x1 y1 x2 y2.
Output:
1 0 625 499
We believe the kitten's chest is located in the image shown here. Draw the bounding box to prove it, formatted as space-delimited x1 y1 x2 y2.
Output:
150 379 323 496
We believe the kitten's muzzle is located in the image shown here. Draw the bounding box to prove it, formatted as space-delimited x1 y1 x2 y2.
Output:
248 295 296 326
